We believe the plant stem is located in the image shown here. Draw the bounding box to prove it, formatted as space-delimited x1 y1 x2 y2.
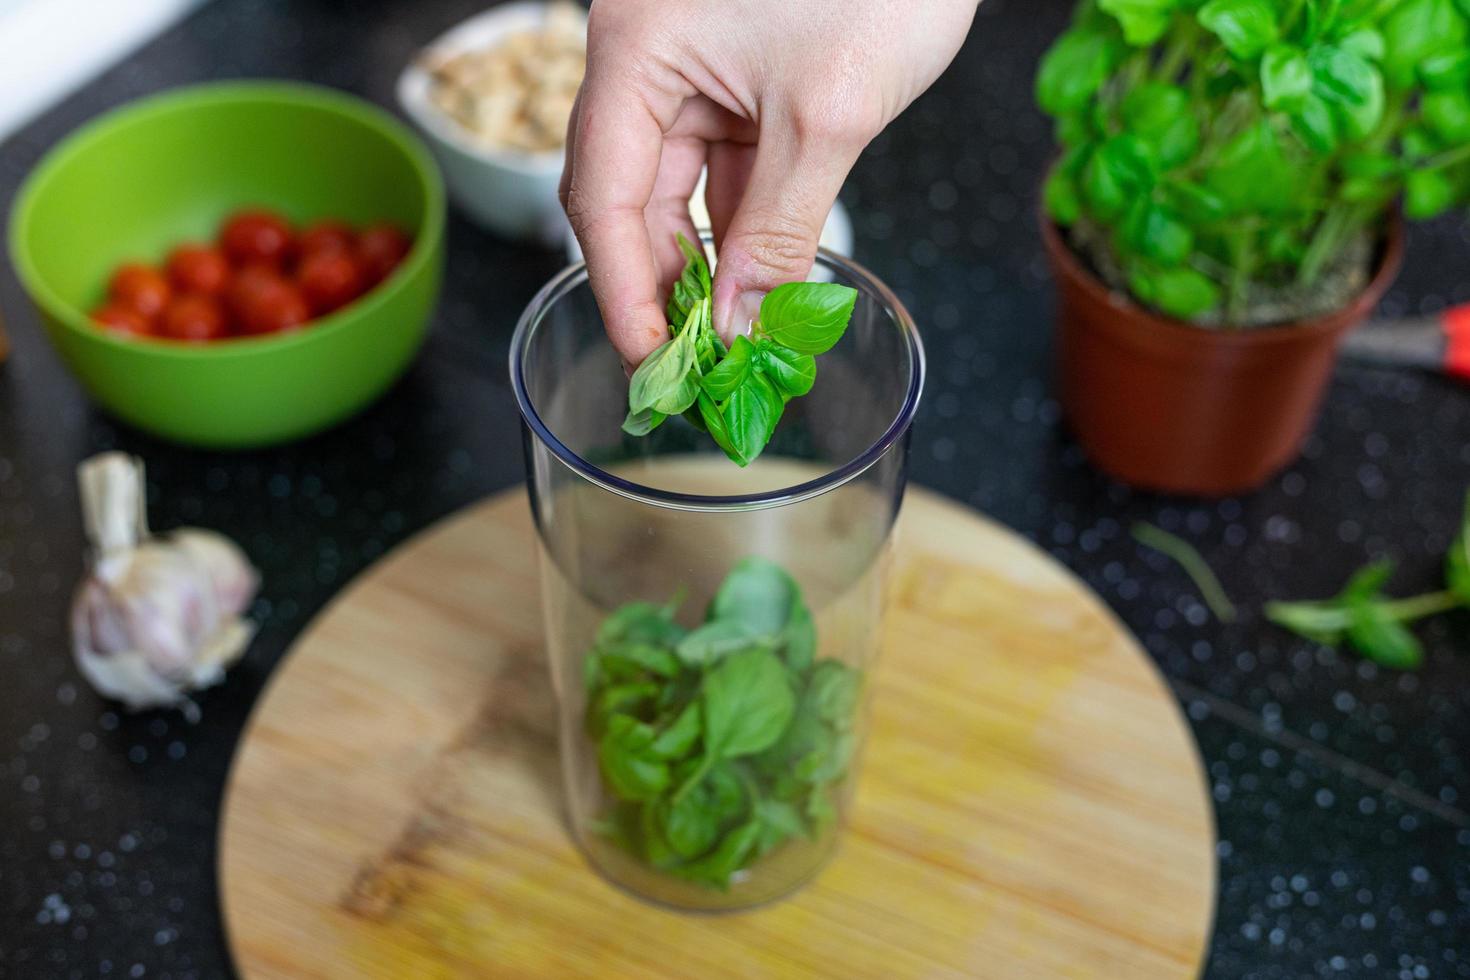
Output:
672 751 716 805
1132 523 1238 623
1381 590 1463 622
1155 21 1196 83
1423 142 1470 172
1297 203 1356 288
1226 226 1257 325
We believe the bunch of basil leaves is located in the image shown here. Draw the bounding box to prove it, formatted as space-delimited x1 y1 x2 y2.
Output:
585 558 862 889
623 235 857 467
1037 0 1470 323
1267 491 1470 669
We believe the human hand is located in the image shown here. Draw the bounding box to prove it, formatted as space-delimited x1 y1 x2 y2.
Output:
560 0 979 367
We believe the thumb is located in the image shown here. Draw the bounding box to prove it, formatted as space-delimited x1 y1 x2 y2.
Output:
711 128 859 341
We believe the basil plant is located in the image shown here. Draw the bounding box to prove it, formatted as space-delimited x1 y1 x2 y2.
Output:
1037 0 1470 324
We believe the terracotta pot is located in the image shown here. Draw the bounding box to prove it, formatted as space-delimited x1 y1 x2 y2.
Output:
1042 216 1404 496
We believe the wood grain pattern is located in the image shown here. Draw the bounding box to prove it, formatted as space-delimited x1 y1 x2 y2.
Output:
219 485 1215 978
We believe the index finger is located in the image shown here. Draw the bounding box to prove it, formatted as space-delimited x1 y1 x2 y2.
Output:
561 75 669 366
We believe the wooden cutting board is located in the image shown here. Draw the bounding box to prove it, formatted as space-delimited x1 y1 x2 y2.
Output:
219 485 1215 978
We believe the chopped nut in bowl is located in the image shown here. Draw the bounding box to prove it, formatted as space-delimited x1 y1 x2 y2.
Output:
398 2 587 243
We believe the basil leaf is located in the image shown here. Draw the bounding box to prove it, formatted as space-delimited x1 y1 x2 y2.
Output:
1346 602 1424 670
1098 0 1179 46
660 760 747 860
810 661 862 728
1264 599 1350 645
1160 180 1228 224
1337 27 1385 62
1405 167 1458 220
710 557 800 636
597 642 683 681
805 787 837 836
722 372 784 466
696 389 746 466
666 232 712 325
1290 93 1339 153
753 798 807 857
1036 28 1123 115
1261 45 1313 110
1423 90 1470 143
781 600 817 673
597 601 685 648
702 648 797 759
1311 46 1381 108
1083 135 1157 221
658 795 719 860
622 406 667 437
794 728 856 784
1120 83 1198 169
758 282 858 355
639 800 683 869
1121 199 1194 266
1382 0 1468 89
758 342 818 398
651 700 703 759
1420 49 1470 90
1127 263 1222 319
1343 559 1395 602
701 335 756 401
598 715 672 801
1198 0 1279 59
1446 492 1470 605
1204 120 1295 215
1044 166 1084 225
589 681 659 737
671 819 761 890
676 619 771 668
628 330 696 414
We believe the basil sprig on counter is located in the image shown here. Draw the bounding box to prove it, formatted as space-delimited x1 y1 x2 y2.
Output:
1266 491 1470 670
585 558 862 890
623 235 857 466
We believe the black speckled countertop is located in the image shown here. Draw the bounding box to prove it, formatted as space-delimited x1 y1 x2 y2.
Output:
1 1 1468 977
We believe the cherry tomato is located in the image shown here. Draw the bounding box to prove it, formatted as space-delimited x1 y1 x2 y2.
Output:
219 209 294 268
233 272 311 335
108 263 172 321
166 244 231 296
296 250 364 316
355 224 412 286
297 220 355 259
225 265 282 325
161 294 229 342
91 303 153 337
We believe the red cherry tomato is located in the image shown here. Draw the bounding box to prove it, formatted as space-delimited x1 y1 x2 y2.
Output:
161 294 229 342
91 303 153 337
233 272 311 335
225 265 282 325
166 244 231 296
219 209 294 269
297 220 355 259
108 264 171 321
355 224 412 286
296 250 364 316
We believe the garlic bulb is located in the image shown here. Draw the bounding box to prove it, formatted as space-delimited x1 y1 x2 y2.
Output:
70 453 259 716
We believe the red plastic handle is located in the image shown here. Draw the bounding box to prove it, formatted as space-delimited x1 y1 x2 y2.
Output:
1445 305 1470 382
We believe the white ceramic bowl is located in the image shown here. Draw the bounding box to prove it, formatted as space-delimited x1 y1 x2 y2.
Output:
396 1 577 243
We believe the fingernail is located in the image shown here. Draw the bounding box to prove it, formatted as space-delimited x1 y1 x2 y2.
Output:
621 357 636 379
722 290 764 341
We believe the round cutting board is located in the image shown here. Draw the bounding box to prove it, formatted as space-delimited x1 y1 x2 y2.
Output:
219 485 1215 978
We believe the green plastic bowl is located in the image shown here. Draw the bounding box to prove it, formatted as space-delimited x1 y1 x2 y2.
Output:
8 81 445 448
